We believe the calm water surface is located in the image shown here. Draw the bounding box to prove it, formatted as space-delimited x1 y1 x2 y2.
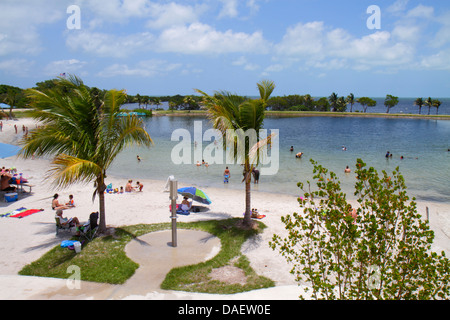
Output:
110 116 450 203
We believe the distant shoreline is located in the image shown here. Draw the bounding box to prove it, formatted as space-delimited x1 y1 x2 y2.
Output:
153 110 450 120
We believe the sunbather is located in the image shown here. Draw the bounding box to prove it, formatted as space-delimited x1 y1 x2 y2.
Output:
55 209 81 236
52 193 69 210
0 170 16 192
181 196 192 211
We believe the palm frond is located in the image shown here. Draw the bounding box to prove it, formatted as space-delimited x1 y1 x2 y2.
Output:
46 154 102 190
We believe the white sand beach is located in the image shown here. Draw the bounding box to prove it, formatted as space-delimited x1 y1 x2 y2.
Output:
0 118 449 300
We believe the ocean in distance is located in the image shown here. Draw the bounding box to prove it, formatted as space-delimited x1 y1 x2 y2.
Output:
109 115 450 204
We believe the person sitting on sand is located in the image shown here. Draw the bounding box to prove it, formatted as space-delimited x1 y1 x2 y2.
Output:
0 169 16 192
55 209 81 236
125 180 134 192
52 193 69 210
181 196 192 211
66 194 75 208
135 181 144 192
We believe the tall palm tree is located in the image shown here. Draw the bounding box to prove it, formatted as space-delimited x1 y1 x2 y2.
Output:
196 80 276 227
346 93 355 112
414 97 424 115
425 97 433 115
328 92 338 112
432 99 441 115
19 75 153 233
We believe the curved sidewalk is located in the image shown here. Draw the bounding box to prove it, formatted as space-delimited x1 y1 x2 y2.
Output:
0 229 301 300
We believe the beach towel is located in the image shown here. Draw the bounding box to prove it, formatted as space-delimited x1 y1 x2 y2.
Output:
243 212 266 219
252 214 266 219
9 209 43 219
61 240 78 248
1 207 27 218
176 210 190 216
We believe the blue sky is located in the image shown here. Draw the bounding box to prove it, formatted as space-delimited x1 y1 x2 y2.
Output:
1 0 450 97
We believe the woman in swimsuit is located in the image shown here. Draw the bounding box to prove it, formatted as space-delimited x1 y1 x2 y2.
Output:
52 193 69 210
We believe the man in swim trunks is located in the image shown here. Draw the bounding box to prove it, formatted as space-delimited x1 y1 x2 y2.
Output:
224 167 230 183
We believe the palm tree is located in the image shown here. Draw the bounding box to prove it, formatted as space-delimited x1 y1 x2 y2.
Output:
425 97 433 115
346 93 355 112
414 98 424 115
328 92 338 112
19 75 153 233
432 99 441 115
196 80 276 227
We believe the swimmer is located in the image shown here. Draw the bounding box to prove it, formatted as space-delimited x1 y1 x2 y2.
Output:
295 152 303 158
290 146 294 152
344 166 351 173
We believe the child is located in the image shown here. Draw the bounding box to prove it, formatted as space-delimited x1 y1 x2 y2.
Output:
66 194 75 208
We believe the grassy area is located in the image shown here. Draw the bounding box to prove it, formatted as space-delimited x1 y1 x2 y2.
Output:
19 218 275 294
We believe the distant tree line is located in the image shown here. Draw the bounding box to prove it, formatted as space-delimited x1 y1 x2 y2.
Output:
0 78 445 116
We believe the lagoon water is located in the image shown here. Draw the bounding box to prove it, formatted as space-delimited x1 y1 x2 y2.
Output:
109 115 450 203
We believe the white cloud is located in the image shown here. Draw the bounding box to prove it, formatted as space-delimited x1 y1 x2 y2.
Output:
420 50 450 70
218 0 239 18
406 5 434 19
146 2 203 29
275 22 416 71
66 31 155 58
0 58 35 77
276 22 325 57
232 56 260 71
387 0 410 14
99 60 182 78
156 23 270 54
44 59 87 77
0 0 65 56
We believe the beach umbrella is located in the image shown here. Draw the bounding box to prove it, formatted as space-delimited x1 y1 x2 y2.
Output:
177 187 212 205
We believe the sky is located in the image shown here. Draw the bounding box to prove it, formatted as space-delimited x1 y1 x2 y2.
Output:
1 0 450 98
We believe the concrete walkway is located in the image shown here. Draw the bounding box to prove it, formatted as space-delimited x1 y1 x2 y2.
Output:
0 229 304 300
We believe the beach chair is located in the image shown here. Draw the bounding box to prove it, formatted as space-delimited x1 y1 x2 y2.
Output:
55 217 75 235
79 211 99 241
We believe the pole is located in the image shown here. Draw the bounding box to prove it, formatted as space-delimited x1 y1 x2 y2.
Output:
170 180 178 247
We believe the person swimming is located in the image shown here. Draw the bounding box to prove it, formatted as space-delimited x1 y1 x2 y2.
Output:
296 152 303 158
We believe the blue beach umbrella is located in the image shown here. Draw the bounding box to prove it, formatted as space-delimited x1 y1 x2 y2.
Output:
177 187 212 205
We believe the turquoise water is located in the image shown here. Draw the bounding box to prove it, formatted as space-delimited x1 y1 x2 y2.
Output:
0 143 21 159
109 116 450 203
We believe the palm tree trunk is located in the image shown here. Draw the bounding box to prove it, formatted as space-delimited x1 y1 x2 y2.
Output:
243 161 252 227
97 177 107 233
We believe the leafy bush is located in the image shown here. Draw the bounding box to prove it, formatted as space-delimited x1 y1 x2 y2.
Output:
271 159 450 300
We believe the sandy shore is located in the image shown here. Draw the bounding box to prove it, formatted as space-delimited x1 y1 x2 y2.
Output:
0 118 449 299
